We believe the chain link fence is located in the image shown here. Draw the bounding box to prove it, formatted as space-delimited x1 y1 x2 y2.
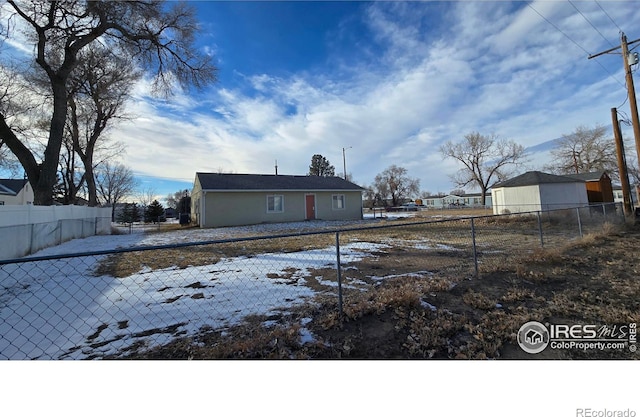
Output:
0 203 624 359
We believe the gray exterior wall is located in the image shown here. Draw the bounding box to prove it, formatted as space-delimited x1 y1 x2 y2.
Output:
192 184 362 228
539 182 588 211
492 183 588 214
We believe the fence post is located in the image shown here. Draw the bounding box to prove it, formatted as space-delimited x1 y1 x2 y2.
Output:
602 203 606 220
576 207 583 238
470 218 479 278
29 222 34 255
335 231 343 316
537 211 544 247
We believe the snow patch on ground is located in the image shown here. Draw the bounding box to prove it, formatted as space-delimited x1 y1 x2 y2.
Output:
0 223 389 359
382 238 457 251
368 271 435 282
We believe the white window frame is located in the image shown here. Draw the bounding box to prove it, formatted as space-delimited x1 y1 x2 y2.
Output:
267 195 284 213
332 194 346 210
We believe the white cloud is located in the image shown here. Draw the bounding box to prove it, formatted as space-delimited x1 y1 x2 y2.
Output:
109 2 640 196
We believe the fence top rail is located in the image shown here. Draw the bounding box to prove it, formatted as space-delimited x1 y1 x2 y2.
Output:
0 218 462 265
0 203 620 265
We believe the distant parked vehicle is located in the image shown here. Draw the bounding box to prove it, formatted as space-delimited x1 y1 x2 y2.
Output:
401 203 419 211
386 203 419 212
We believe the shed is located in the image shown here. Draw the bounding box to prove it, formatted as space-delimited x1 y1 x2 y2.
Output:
191 173 365 228
491 171 588 214
563 171 613 204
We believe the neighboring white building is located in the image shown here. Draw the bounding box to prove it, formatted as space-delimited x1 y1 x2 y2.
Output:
491 171 588 215
0 179 33 205
421 193 492 209
613 185 639 206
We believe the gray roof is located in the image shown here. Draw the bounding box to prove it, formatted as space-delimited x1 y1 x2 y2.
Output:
563 171 608 182
493 171 584 189
0 179 28 196
196 173 365 191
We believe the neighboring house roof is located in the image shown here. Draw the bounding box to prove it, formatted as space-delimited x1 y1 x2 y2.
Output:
0 179 28 196
493 171 584 189
564 171 609 182
196 173 365 191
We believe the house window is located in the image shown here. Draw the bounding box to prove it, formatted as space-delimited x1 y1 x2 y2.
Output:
332 194 345 210
267 195 284 213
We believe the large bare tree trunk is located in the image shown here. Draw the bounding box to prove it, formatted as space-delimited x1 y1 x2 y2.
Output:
2 0 217 205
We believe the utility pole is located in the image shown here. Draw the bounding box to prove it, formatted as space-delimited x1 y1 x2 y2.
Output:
589 33 640 174
342 146 351 180
611 107 633 216
621 33 640 176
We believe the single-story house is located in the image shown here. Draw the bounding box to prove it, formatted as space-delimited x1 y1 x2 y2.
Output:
491 171 588 214
191 173 365 228
422 193 492 209
0 179 33 205
564 171 613 203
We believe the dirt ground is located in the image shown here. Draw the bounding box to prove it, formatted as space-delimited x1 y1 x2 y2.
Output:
123 220 640 360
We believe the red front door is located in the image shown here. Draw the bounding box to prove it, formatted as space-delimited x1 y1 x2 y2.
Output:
305 194 316 220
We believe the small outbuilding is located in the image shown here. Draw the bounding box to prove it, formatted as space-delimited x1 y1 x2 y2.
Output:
491 171 588 214
563 171 614 204
191 173 365 228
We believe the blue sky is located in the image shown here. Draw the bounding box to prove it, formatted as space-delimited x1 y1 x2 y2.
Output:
4 1 640 203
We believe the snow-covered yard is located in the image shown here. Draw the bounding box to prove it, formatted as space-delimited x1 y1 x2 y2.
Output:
1 218 412 359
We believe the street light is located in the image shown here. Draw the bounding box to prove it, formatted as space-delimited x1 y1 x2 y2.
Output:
342 146 352 180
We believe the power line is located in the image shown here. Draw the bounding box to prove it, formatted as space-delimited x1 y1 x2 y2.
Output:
527 3 591 56
568 0 615 48
594 0 623 33
527 2 626 90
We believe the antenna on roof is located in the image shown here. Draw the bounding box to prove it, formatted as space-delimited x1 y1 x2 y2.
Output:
275 160 278 176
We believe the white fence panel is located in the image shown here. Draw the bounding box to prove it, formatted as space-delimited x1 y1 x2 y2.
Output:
0 205 112 260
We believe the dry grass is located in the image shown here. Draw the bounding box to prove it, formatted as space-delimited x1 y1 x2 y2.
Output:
106 216 639 360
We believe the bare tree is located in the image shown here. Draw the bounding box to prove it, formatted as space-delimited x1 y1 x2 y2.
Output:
544 125 618 178
65 44 141 206
166 189 189 211
57 135 83 204
373 165 420 207
0 1 217 205
440 132 527 206
95 162 137 221
0 59 39 177
136 185 158 208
